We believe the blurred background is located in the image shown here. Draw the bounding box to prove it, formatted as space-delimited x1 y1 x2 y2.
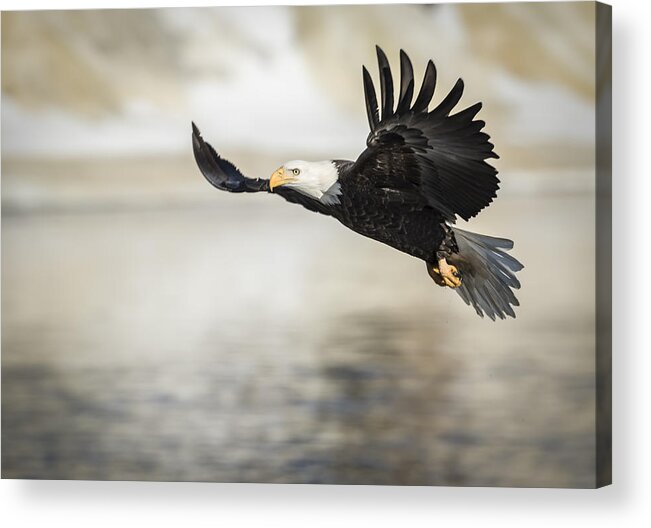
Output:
2 3 601 486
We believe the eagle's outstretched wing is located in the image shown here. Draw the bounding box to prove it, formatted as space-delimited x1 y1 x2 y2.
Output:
350 47 500 222
192 122 269 193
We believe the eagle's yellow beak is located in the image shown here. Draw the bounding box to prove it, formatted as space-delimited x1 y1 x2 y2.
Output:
269 167 295 191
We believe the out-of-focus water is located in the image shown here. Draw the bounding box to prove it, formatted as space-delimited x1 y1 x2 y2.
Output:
2 181 595 487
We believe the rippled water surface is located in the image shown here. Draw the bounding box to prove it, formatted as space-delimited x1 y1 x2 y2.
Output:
2 191 596 487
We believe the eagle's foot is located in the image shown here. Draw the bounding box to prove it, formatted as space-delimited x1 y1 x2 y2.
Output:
431 258 462 289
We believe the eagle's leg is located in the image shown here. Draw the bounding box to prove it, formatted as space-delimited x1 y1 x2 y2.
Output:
427 224 462 289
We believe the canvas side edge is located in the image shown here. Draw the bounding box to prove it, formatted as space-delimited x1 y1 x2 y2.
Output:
595 0 612 489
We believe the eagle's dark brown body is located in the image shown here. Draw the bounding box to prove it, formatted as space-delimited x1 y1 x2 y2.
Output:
279 162 450 262
335 181 449 262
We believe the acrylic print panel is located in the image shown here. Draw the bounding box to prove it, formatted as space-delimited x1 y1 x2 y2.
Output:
1 2 611 487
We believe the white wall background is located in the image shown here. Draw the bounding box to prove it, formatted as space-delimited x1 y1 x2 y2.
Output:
0 0 648 526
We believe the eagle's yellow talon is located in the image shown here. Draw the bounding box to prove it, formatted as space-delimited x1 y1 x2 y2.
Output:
429 266 446 287
437 258 462 289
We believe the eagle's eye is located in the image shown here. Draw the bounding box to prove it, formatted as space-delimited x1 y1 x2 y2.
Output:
292 168 300 176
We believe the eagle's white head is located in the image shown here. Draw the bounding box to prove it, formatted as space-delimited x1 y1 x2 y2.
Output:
269 160 342 205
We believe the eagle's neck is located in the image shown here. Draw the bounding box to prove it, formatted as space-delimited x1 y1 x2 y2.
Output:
293 160 342 205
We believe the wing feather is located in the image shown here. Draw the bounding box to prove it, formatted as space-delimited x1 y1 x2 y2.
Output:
376 46 394 121
396 49 415 115
362 66 380 132
412 60 437 113
429 78 464 118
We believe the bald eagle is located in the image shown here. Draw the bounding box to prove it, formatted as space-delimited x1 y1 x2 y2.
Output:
192 47 523 320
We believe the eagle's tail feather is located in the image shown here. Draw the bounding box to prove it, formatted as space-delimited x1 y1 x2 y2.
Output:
448 227 523 320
